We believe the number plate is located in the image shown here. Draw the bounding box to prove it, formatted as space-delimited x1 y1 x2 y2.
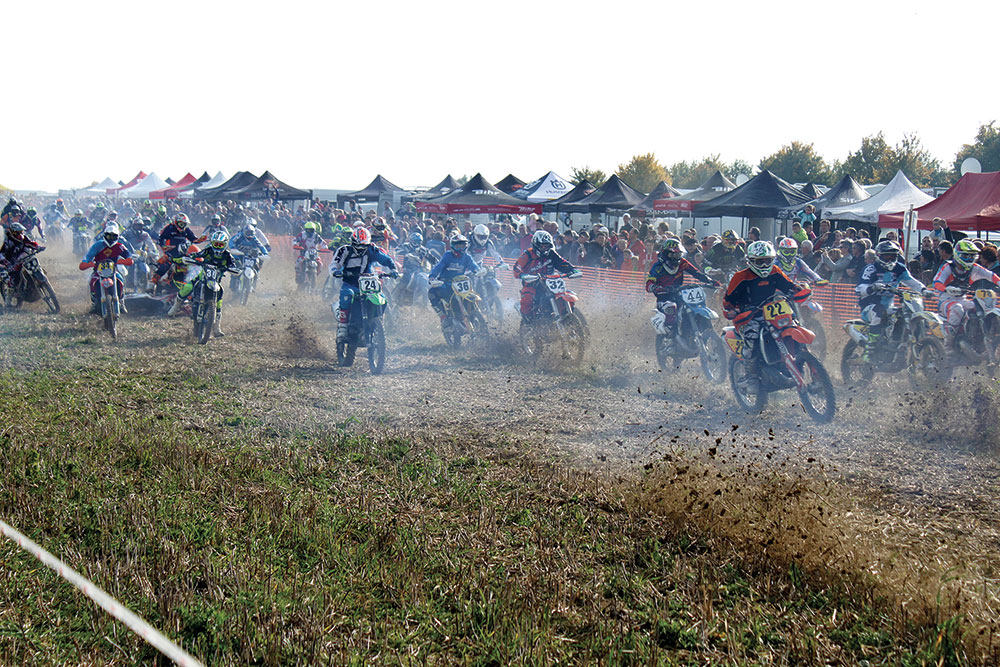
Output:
359 276 381 293
763 299 793 322
452 276 472 294
204 267 221 280
975 289 997 299
680 287 705 305
96 260 115 277
545 277 566 293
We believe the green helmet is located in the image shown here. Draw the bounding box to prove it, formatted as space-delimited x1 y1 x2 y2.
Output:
954 238 979 271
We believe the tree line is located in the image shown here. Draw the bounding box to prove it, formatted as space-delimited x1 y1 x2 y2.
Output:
571 122 1000 193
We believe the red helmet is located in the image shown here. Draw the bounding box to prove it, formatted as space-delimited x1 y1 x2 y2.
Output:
173 213 189 228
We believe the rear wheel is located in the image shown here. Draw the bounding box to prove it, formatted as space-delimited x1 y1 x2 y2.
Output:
729 355 768 414
840 340 875 387
699 330 728 383
368 319 386 374
908 337 951 390
796 350 836 423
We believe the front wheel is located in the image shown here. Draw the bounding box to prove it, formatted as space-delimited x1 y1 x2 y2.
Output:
337 341 357 367
795 350 836 424
655 333 672 371
103 294 117 340
561 311 588 365
37 277 59 314
240 277 250 305
699 330 728 383
199 304 214 345
368 319 386 374
729 355 768 414
908 337 951 391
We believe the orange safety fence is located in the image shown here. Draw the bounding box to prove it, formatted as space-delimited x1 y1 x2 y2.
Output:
266 235 939 329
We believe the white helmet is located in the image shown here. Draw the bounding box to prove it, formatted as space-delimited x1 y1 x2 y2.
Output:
102 223 121 247
473 224 489 245
531 230 554 257
776 237 798 270
746 241 776 277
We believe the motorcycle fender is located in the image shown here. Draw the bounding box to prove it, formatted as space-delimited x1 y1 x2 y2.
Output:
557 291 580 304
806 301 823 313
650 311 668 334
690 305 718 320
461 293 482 302
781 326 816 345
101 278 114 288
724 328 743 357
207 281 219 291
244 267 255 278
367 292 387 306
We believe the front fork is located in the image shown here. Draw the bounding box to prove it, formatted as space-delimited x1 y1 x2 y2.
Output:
772 331 806 388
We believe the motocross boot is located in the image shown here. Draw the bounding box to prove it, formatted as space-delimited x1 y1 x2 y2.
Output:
738 356 762 393
862 330 881 362
213 311 224 337
336 309 350 343
166 297 183 317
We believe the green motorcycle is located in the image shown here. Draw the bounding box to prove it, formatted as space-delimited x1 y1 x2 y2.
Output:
336 272 394 374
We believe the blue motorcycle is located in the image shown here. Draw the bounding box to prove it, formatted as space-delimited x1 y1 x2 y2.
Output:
650 284 727 382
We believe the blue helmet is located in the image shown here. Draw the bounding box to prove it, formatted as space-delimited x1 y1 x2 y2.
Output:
242 225 255 239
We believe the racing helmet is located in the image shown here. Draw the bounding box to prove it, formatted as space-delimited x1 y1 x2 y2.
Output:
875 240 902 271
776 237 798 270
210 214 222 224
409 231 423 246
450 234 469 256
746 241 776 277
25 207 37 218
351 227 371 251
6 221 25 239
173 212 189 229
473 224 489 245
531 230 554 257
74 209 84 217
304 221 320 235
954 238 979 272
103 223 121 247
721 229 739 248
210 230 229 250
658 238 683 271
242 225 255 239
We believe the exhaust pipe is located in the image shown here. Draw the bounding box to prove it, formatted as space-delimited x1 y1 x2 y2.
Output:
844 323 866 344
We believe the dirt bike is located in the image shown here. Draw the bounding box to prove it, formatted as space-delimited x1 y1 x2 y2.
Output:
93 258 128 340
651 284 727 383
475 264 505 326
298 248 321 293
431 273 490 349
336 272 394 374
230 248 261 305
0 247 60 314
940 285 1000 375
519 271 589 364
185 259 238 345
841 286 949 390
72 228 90 256
724 292 835 423
125 249 150 292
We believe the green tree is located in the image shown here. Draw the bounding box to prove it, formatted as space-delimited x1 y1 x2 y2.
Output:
841 132 947 187
842 132 894 184
954 121 1000 174
666 155 727 189
758 141 831 184
616 153 668 193
727 159 754 180
569 166 606 187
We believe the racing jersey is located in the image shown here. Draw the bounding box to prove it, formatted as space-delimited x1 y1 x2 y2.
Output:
513 248 575 279
724 265 810 325
856 261 925 309
932 261 1000 292
646 258 713 294
331 244 396 286
429 251 480 283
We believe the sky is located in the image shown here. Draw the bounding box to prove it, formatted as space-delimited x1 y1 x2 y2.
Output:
4 0 998 192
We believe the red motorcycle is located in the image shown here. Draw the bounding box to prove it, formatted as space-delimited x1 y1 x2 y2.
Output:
518 270 589 364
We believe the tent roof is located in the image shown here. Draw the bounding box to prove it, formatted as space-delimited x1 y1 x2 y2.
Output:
150 173 198 199
513 171 574 202
119 172 170 198
229 170 313 201
633 181 682 211
879 171 1000 231
542 180 598 212
776 174 870 219
79 177 118 193
338 175 405 204
822 170 933 223
408 175 462 201
414 173 541 215
107 171 147 194
693 171 811 218
654 171 736 211
557 174 646 213
195 171 258 199
194 171 226 190
495 174 526 194
799 182 828 199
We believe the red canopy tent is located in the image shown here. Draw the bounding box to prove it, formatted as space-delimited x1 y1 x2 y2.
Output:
150 173 198 199
106 171 146 195
878 172 1000 231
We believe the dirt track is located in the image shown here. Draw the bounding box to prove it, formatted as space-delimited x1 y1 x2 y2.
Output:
7 242 1000 641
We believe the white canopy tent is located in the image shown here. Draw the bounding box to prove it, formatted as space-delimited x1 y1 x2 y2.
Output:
118 173 170 199
822 170 933 223
513 171 574 203
186 171 226 197
82 177 119 194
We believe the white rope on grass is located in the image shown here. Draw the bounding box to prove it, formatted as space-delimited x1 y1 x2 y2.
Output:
0 518 204 667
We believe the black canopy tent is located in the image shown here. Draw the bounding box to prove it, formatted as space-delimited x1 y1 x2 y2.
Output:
230 170 313 201
654 171 737 212
632 181 682 213
195 171 258 200
413 173 541 215
694 171 811 218
405 174 462 203
495 174 526 195
557 174 646 214
776 174 870 220
799 183 828 199
542 180 598 213
336 175 406 208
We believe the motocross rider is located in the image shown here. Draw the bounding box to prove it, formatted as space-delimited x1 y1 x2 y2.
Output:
202 214 227 238
68 209 89 235
228 224 270 291
292 222 328 286
723 241 812 390
704 229 746 278
152 213 205 289
79 223 133 313
122 217 157 256
932 238 1000 335
21 208 45 241
151 205 170 235
428 234 482 327
0 222 44 289
776 237 823 283
512 230 580 322
646 237 720 312
331 227 398 343
168 231 240 334
89 202 108 229
370 217 397 253
855 240 928 359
